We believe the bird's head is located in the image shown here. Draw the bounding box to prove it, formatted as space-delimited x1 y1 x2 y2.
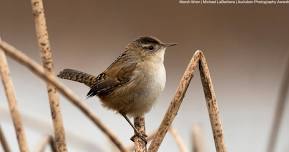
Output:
135 36 176 53
124 36 176 63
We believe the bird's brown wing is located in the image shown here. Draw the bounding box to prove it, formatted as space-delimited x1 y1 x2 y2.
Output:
86 55 138 97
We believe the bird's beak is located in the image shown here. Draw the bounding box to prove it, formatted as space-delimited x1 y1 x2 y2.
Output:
162 43 177 47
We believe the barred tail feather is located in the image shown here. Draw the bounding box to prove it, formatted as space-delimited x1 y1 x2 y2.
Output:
57 69 97 88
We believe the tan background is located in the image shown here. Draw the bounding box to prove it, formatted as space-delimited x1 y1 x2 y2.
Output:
1 1 289 152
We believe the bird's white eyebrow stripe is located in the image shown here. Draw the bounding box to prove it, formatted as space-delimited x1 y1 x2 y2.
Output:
142 44 152 48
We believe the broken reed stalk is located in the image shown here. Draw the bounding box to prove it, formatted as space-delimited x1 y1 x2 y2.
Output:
35 135 56 152
0 125 11 152
148 50 201 152
192 125 205 152
30 0 67 151
133 116 147 152
199 53 226 152
148 50 227 152
266 56 289 152
0 40 128 152
169 128 187 152
0 49 30 152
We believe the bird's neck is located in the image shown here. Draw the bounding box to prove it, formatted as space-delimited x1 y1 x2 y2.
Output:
145 48 166 64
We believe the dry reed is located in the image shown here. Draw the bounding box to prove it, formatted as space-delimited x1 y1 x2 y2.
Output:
133 116 147 152
127 131 156 151
148 50 227 152
148 51 201 152
266 56 289 152
35 135 56 152
0 48 30 152
199 52 226 152
169 127 187 152
192 125 205 152
1 37 228 152
0 125 11 152
30 0 67 151
0 40 128 152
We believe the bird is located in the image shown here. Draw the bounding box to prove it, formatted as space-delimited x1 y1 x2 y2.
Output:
57 36 176 143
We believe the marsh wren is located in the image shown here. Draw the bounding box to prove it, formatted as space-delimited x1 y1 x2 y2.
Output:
57 36 176 142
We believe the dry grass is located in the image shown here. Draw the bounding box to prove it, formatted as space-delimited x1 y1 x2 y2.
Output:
0 38 229 151
1 38 230 152
0 48 29 152
266 56 289 152
30 0 67 151
192 125 205 152
148 51 227 152
0 40 128 152
4 2 287 152
35 135 56 152
169 127 188 152
133 116 147 152
0 125 11 152
2 36 287 151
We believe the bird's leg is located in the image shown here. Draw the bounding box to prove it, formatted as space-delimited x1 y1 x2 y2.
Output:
120 113 147 144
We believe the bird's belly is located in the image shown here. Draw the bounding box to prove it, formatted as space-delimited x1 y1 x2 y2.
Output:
100 63 166 117
128 63 166 116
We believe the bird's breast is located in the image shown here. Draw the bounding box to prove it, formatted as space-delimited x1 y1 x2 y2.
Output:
140 61 166 92
150 62 166 91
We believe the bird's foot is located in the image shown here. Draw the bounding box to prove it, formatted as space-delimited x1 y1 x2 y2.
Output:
130 133 148 144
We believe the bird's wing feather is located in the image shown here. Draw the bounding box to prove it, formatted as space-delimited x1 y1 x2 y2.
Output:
86 53 138 97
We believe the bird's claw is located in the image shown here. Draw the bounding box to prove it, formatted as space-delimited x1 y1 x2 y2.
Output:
130 133 148 144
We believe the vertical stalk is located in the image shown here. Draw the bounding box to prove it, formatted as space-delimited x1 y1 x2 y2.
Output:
30 0 67 151
192 125 205 152
169 128 187 152
0 49 29 152
36 135 56 152
134 116 147 152
266 56 289 152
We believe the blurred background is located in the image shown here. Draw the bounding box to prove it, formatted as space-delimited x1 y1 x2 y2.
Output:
1 1 289 152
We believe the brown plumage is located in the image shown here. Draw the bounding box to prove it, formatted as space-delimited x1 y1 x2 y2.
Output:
57 36 176 143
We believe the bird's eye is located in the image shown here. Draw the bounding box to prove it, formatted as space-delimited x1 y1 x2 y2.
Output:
148 46 154 50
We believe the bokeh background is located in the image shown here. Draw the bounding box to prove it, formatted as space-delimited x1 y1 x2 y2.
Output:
1 1 289 152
